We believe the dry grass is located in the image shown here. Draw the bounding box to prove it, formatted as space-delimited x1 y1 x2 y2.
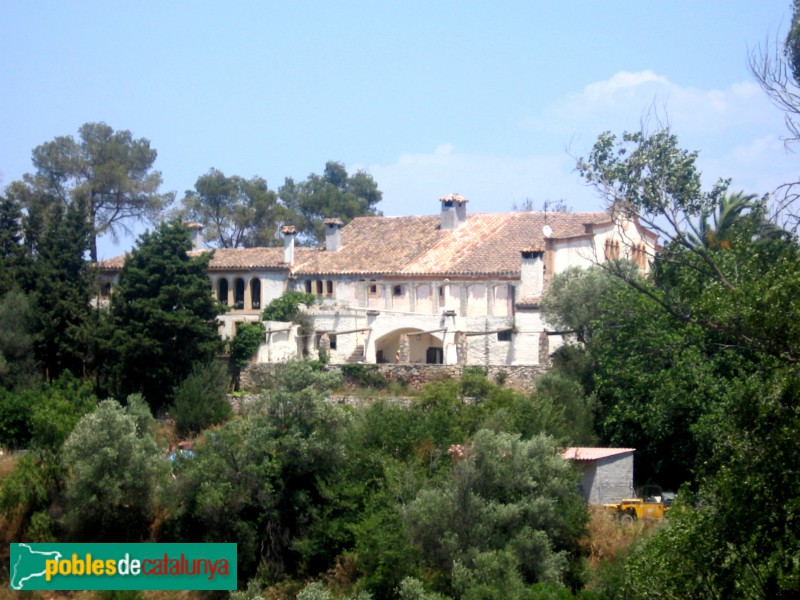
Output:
0 452 18 481
581 505 662 568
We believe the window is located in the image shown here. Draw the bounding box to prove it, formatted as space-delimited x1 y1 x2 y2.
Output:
234 278 245 309
604 238 620 261
329 334 337 350
250 278 261 309
393 285 403 297
632 243 648 269
368 281 379 296
100 282 112 297
305 280 312 294
326 280 334 297
218 278 229 305
497 330 512 342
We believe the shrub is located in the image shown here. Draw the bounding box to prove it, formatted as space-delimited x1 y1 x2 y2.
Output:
341 363 387 389
261 291 316 322
230 323 264 369
62 399 166 541
170 360 232 436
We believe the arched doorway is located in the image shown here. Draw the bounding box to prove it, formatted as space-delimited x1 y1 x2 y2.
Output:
374 327 444 364
234 278 245 309
218 278 229 305
250 278 261 309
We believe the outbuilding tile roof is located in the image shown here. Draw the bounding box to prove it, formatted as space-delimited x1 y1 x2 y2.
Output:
562 447 635 461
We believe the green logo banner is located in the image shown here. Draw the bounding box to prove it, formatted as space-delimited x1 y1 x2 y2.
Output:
9 543 237 590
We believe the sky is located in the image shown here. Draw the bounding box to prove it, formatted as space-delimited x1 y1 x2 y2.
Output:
1 1 797 259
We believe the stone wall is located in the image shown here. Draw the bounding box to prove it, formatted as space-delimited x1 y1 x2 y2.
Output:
240 362 545 393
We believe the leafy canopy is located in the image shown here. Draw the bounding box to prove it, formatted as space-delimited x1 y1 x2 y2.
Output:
12 122 170 261
108 221 223 410
181 169 287 248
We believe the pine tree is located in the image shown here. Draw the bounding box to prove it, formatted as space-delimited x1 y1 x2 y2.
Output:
30 198 94 380
108 221 223 409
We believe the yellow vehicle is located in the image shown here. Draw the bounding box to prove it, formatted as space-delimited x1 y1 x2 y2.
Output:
604 485 673 523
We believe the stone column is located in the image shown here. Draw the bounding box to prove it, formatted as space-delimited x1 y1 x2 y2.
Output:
244 277 252 311
456 333 469 365
398 333 410 363
538 332 550 366
486 284 495 316
384 284 392 310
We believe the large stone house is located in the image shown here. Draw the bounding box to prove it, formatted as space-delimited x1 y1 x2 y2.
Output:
97 195 656 368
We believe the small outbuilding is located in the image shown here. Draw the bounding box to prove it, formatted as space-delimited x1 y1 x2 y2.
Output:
562 447 635 505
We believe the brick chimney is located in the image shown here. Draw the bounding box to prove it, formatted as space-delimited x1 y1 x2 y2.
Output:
324 218 343 251
439 193 468 231
282 225 297 264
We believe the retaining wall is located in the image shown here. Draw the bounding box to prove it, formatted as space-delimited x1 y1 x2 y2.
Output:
240 362 545 393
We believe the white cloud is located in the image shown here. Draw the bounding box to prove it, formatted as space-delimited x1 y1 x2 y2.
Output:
362 71 797 221
526 70 778 141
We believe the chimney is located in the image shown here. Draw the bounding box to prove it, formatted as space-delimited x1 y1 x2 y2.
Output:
186 222 204 250
282 225 297 264
324 218 343 251
519 246 545 299
439 193 468 231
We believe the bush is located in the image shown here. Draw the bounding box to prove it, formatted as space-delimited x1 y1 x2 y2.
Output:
261 291 316 322
230 323 264 369
62 399 166 541
0 374 96 450
341 363 387 389
170 360 232 436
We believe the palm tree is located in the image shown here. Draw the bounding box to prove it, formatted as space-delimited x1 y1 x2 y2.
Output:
688 192 784 249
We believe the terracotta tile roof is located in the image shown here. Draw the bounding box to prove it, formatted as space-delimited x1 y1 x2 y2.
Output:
562 447 635 461
96 247 314 272
96 210 615 277
202 247 292 270
294 211 611 277
516 296 541 308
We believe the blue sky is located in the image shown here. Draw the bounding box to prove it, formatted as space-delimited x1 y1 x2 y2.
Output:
1 1 797 258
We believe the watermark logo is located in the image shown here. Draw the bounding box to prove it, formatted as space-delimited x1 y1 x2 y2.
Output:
9 543 236 590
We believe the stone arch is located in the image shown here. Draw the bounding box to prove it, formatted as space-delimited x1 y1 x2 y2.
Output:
374 327 444 364
218 278 229 305
250 278 261 309
234 278 246 309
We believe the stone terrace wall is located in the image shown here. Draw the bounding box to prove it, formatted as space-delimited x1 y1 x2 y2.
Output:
241 362 545 393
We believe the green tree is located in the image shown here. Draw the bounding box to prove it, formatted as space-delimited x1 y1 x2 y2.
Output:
13 122 170 261
29 198 95 380
575 128 800 594
404 429 586 595
687 191 784 250
181 169 287 248
0 193 27 291
165 381 347 582
170 360 232 436
108 221 223 410
229 322 264 389
0 288 36 390
279 161 382 244
539 265 618 343
62 399 166 541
